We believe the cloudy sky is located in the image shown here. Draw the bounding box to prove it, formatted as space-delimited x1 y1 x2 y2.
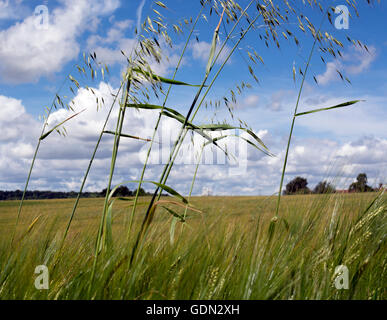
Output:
0 0 386 196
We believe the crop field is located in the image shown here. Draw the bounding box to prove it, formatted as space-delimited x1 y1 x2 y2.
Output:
0 0 386 305
0 192 385 299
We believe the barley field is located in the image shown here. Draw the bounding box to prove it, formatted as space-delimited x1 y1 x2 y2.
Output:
1 0 385 302
1 192 385 299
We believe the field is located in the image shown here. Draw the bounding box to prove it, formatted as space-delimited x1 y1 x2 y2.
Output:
0 192 386 300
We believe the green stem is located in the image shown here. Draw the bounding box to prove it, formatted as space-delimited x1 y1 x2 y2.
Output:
88 74 132 297
161 10 262 193
274 19 325 217
183 144 204 221
130 6 260 264
58 81 124 253
10 77 68 246
126 2 208 242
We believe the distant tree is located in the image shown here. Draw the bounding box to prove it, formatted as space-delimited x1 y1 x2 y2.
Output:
349 173 373 193
101 186 132 197
284 177 310 195
115 186 132 197
134 188 146 196
313 181 336 194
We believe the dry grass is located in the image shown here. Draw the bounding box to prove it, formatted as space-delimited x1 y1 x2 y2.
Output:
1 192 385 299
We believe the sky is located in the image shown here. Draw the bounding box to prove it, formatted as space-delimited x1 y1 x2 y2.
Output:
0 0 386 196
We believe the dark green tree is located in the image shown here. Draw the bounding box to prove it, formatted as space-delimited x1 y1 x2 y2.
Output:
313 181 336 194
134 188 146 196
349 173 373 192
101 186 132 197
284 177 310 195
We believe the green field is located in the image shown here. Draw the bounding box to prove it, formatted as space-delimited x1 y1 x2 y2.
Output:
0 192 386 299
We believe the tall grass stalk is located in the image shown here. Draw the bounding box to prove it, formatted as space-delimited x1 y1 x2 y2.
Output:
158 9 263 200
58 81 125 254
11 76 70 246
130 4 260 263
274 17 324 218
126 1 209 242
89 74 132 295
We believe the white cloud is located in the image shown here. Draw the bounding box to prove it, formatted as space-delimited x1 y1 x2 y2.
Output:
316 61 339 85
266 90 293 111
190 40 231 66
0 0 29 20
87 18 180 77
344 45 376 75
0 95 37 141
0 84 386 195
316 45 376 85
0 0 120 83
296 94 387 137
136 0 146 34
243 95 259 108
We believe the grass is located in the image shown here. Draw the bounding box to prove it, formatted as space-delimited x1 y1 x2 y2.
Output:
5 1 384 301
1 192 385 299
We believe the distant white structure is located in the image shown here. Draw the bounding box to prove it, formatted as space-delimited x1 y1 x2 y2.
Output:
201 187 212 196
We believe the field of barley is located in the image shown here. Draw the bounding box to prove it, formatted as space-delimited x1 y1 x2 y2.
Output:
0 192 385 300
1 1 386 303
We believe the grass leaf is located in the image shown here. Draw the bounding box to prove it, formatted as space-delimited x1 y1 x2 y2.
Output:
295 100 363 117
108 180 188 204
169 216 179 245
132 68 203 86
103 130 153 142
39 109 86 141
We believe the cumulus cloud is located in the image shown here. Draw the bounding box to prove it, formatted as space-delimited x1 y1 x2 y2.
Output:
0 95 37 141
0 83 386 195
0 0 29 20
87 18 180 77
316 61 340 86
316 45 377 85
266 90 293 111
0 0 120 83
190 40 232 66
86 19 136 66
0 95 40 188
136 0 146 34
295 94 387 137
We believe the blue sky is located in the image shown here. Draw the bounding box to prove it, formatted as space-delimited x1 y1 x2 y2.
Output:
0 0 386 195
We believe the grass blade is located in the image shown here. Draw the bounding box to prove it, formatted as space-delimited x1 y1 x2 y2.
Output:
126 103 185 118
206 7 225 75
132 68 203 86
295 100 363 117
103 130 153 142
39 109 86 141
108 180 189 204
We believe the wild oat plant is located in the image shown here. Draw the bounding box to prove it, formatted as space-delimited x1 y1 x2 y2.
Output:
2 0 385 300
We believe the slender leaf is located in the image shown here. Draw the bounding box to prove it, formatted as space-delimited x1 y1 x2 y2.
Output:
295 100 362 117
160 111 229 156
198 124 270 152
39 109 86 141
104 201 114 250
108 180 188 204
126 103 185 119
103 130 153 142
132 68 202 86
169 216 179 245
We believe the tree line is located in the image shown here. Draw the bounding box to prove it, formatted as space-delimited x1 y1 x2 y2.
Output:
284 173 384 195
0 186 152 201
